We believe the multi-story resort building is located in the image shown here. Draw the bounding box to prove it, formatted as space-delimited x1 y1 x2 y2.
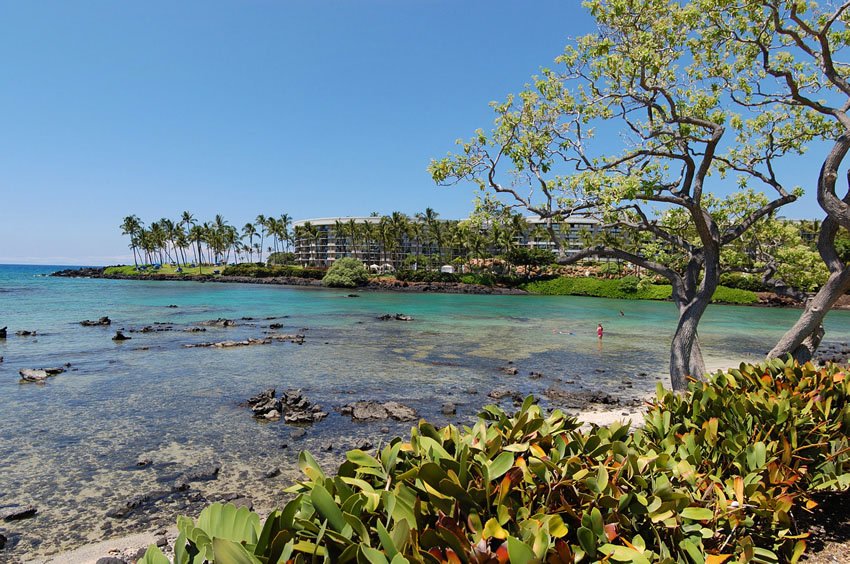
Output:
291 215 604 268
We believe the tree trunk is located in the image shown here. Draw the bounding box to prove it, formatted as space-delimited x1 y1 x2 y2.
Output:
669 301 709 391
768 268 850 360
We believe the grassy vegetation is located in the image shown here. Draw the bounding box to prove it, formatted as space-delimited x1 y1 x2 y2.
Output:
523 275 759 304
103 264 211 276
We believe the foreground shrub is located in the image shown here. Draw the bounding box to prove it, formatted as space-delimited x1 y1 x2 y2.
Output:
142 359 850 563
322 258 370 288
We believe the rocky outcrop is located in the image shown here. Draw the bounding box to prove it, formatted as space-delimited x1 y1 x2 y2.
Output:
1 505 37 521
0 326 6 339
185 338 270 348
16 330 36 336
815 342 850 366
246 388 280 419
49 267 528 294
340 401 417 422
80 316 111 326
282 390 328 423
199 318 237 327
112 331 131 341
19 367 65 383
543 388 627 408
377 313 414 321
245 388 327 423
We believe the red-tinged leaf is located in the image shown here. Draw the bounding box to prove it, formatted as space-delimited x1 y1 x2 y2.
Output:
604 522 619 541
445 548 462 564
495 544 509 564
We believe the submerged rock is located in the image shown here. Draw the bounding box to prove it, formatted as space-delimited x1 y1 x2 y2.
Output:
340 401 417 422
487 388 519 401
543 388 621 408
200 318 236 327
80 316 111 326
246 388 281 418
377 313 414 321
19 367 65 383
1 505 37 521
184 338 271 348
16 330 36 336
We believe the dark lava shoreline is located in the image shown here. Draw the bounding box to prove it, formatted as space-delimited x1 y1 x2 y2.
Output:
52 266 850 309
51 267 527 295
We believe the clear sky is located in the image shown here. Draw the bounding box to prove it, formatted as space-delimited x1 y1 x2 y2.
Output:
0 1 831 265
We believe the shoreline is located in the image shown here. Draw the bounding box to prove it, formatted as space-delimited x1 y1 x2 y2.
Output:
50 267 528 296
51 267 850 308
30 359 755 564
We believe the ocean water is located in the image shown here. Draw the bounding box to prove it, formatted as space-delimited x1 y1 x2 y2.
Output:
1 264 849 560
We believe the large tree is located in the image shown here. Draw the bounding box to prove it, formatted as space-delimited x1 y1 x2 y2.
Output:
431 0 814 389
700 0 850 362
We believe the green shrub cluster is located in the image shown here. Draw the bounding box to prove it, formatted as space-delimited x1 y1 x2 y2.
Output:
323 258 370 288
141 359 850 563
221 264 325 280
395 270 461 283
710 286 759 304
523 277 758 304
103 265 140 276
719 273 768 293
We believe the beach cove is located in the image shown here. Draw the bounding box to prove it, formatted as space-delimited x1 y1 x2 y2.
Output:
2 264 850 562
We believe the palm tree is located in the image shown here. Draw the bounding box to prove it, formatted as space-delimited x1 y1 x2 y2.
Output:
255 214 267 263
120 215 143 268
242 223 257 263
190 224 207 273
279 214 292 252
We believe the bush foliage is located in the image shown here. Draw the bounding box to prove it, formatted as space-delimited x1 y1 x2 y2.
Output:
143 359 850 563
221 264 325 280
322 258 370 288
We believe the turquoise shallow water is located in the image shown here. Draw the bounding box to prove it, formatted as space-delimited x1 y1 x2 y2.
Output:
1 264 849 560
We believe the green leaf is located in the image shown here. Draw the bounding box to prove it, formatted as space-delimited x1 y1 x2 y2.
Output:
137 546 170 564
310 483 348 533
507 535 537 563
359 544 390 564
681 507 714 521
577 526 597 557
488 451 515 480
211 538 263 564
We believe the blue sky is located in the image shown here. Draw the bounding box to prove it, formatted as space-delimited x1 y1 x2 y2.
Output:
0 1 831 265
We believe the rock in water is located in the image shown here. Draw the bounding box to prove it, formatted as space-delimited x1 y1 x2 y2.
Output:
16 330 36 336
1 505 37 521
19 367 65 383
112 331 131 341
340 401 417 421
80 316 111 326
0 326 6 339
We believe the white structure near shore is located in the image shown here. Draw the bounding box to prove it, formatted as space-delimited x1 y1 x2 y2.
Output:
291 215 604 268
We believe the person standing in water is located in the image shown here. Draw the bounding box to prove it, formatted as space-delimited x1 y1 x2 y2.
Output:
597 323 604 340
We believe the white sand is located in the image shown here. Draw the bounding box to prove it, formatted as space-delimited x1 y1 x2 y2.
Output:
30 530 175 564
